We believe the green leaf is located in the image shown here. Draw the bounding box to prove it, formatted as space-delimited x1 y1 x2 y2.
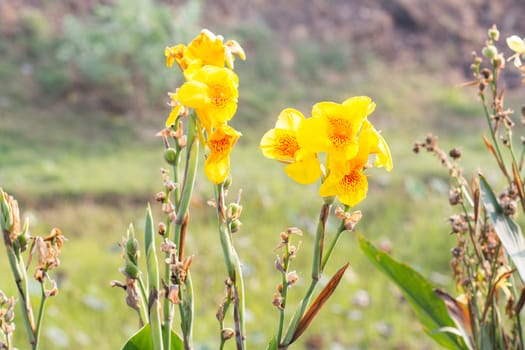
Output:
357 234 467 350
266 336 278 350
479 175 525 283
121 324 183 350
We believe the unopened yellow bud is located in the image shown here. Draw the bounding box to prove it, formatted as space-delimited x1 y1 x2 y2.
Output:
488 25 500 41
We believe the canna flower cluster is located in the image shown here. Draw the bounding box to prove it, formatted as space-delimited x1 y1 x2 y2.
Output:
165 29 246 184
260 97 392 206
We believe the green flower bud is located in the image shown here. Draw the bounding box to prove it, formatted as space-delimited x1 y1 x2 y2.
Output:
227 203 242 220
488 26 500 41
164 148 178 165
229 219 242 234
123 262 140 279
482 45 498 59
125 225 139 265
0 190 12 232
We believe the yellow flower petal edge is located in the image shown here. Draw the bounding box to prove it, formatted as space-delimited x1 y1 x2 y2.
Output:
507 35 525 67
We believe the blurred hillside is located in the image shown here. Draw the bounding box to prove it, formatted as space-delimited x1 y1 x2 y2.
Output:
1 0 524 115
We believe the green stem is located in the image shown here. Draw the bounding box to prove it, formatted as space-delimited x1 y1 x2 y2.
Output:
276 243 290 344
311 202 331 280
322 205 350 270
2 229 36 347
33 284 48 350
214 183 245 349
281 201 332 346
172 113 199 350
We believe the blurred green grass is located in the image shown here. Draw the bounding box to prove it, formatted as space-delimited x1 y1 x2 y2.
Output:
0 2 519 349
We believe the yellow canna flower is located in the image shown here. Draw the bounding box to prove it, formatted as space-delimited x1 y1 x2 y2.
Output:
176 66 239 130
205 124 242 184
165 29 246 76
320 121 380 206
507 35 525 67
260 109 322 184
298 96 376 163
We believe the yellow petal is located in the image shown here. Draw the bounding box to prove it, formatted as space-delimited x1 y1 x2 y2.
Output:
165 104 182 127
297 114 329 153
177 81 209 109
275 108 305 131
285 156 322 184
507 35 525 53
205 155 230 184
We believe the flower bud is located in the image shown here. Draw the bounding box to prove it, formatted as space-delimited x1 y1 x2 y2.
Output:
286 271 299 285
221 328 235 340
123 262 140 279
488 25 500 41
164 148 178 165
155 192 166 202
229 219 242 234
158 222 167 236
227 203 242 220
482 45 498 59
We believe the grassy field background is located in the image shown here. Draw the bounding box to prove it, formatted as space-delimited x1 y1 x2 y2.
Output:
1 1 524 349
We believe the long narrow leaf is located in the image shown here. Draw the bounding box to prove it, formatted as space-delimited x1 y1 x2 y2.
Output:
479 175 525 283
121 324 183 350
357 234 467 350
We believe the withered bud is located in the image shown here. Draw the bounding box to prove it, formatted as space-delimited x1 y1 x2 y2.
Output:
155 192 166 202
272 292 283 310
521 106 525 117
275 256 285 274
162 202 175 215
479 82 485 92
34 268 46 282
158 222 167 236
221 328 235 340
166 181 177 192
177 135 187 148
449 187 462 206
449 148 462 159
45 280 59 297
451 247 462 258
168 285 180 304
481 68 492 80
286 271 299 285
502 200 517 216
412 142 421 154
277 283 283 293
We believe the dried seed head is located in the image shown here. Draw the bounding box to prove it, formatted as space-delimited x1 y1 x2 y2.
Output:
155 192 166 202
158 222 167 236
221 328 235 340
286 271 299 285
449 148 462 159
449 187 462 206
